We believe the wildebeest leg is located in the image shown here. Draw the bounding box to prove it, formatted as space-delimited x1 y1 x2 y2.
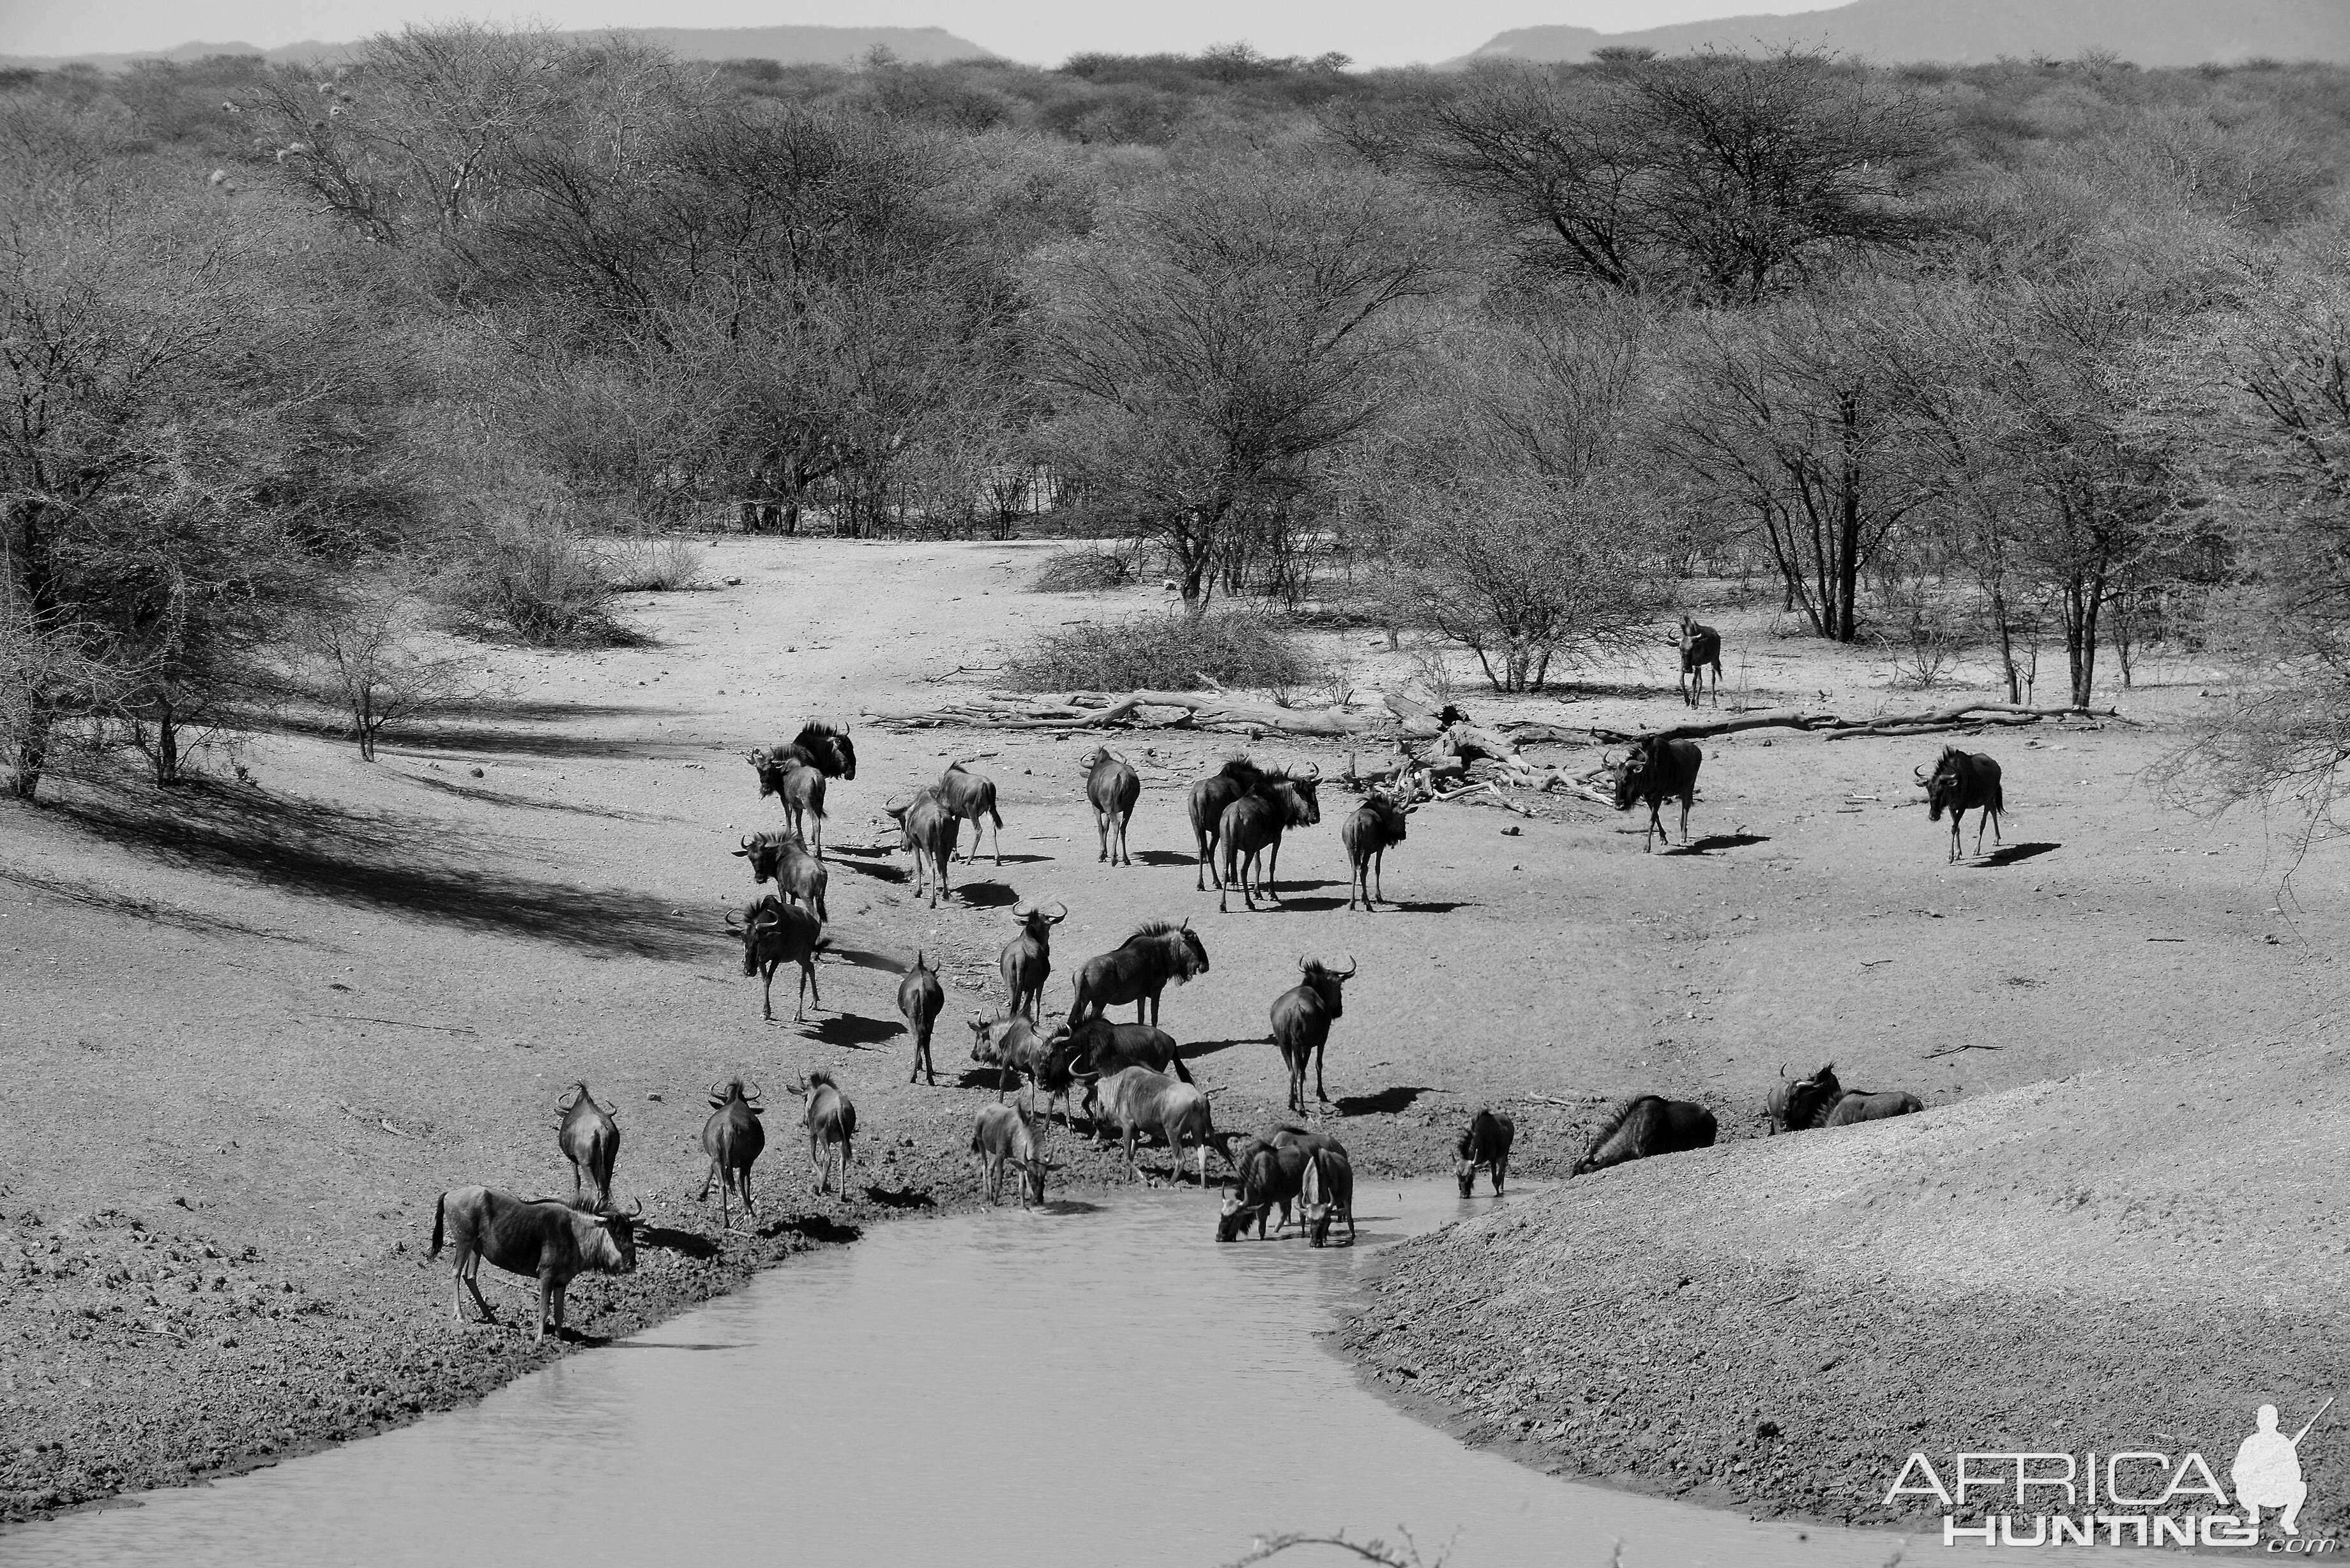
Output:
1496 1154 1508 1195
1975 806 1994 856
1373 847 1386 906
992 815 1003 867
761 961 777 1021
1643 801 1660 853
1315 1039 1330 1103
1678 792 1692 847
1123 1124 1141 1182
1095 808 1110 863
1264 836 1282 903
533 1276 552 1343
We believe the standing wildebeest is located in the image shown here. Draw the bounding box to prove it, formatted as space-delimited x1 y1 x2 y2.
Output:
1609 737 1704 853
970 1101 1049 1208
883 788 960 908
1187 757 1262 890
1080 746 1142 866
998 900 1067 1021
793 1067 857 1194
897 949 946 1085
758 721 857 781
732 831 830 921
1299 1143 1356 1247
767 759 828 856
697 1078 767 1229
1216 1135 1312 1240
1340 793 1410 911
1217 765 1323 912
1572 1096 1717 1175
725 896 822 1022
1918 748 2005 863
967 1013 1080 1121
555 1082 620 1209
934 762 1006 866
430 1187 639 1343
1070 920 1210 1027
1269 955 1355 1115
1676 615 1722 708
1455 1108 1514 1197
1056 1014 1194 1085
1770 1062 1923 1132
1079 1065 1225 1185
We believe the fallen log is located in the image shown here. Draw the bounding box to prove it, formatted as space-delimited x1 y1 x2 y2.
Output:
866 687 1416 737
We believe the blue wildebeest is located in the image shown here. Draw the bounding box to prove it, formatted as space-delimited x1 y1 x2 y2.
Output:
935 762 1006 866
430 1187 639 1342
1340 793 1411 911
897 949 946 1085
1187 757 1262 890
1455 1108 1514 1197
998 899 1067 1021
1071 920 1209 1027
757 721 856 781
1610 737 1703 853
725 896 822 1022
793 1068 857 1195
970 1101 1049 1208
1299 1143 1356 1247
1056 1014 1193 1085
1270 955 1355 1115
1080 746 1141 866
969 1013 1081 1122
697 1077 767 1228
883 788 960 908
1572 1096 1717 1175
768 760 828 856
1677 615 1722 708
1215 1135 1311 1240
555 1082 619 1209
732 831 829 921
1217 764 1323 912
1770 1062 1922 1132
1079 1064 1226 1186
1918 748 2005 863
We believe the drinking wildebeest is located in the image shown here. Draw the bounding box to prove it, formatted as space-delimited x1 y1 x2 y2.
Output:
1216 1136 1311 1241
883 788 960 908
970 1101 1049 1208
897 949 946 1086
1918 748 2005 863
1299 1143 1356 1247
999 900 1067 1021
935 762 1006 866
1769 1062 1923 1131
725 896 822 1022
756 721 857 781
1187 757 1262 890
1080 745 1142 866
792 1067 857 1195
1455 1108 1514 1197
1070 919 1209 1027
1609 736 1704 852
555 1082 619 1209
968 1012 1080 1122
1572 1096 1717 1175
1676 615 1722 708
1056 1014 1194 1085
1340 793 1410 912
697 1077 767 1228
1078 1064 1226 1185
429 1187 639 1343
732 831 830 921
1217 764 1323 912
1270 955 1355 1114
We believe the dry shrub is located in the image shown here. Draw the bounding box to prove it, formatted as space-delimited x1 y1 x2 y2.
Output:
607 539 707 593
441 517 621 644
1004 611 1310 692
1028 548 1133 592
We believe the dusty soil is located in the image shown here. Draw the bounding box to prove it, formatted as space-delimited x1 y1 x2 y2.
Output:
2 536 2344 1530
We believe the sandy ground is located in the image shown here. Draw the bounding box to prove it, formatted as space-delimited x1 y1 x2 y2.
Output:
2 536 2344 1528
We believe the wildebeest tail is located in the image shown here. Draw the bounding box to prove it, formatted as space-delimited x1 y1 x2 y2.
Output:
428 1192 446 1259
1168 1049 1194 1085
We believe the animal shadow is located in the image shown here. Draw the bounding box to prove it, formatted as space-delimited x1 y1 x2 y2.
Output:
1278 895 1349 912
1337 1085 1437 1117
1038 1199 1105 1216
821 946 904 974
762 1214 861 1244
955 881 1022 908
1390 900 1470 914
1135 850 1195 868
957 1068 1021 1091
861 1185 937 1210
807 1013 900 1049
1974 841 2059 868
982 852 1055 865
637 1225 721 1260
834 859 907 883
1176 1037 1254 1062
1671 833 1771 856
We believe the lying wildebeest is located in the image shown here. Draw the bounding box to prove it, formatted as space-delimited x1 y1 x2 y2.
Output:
555 1082 620 1209
697 1077 767 1228
1572 1096 1717 1175
1079 1064 1225 1185
897 949 946 1086
1299 1143 1356 1248
1216 1135 1312 1241
430 1187 639 1343
1070 919 1209 1027
999 900 1067 1021
1609 736 1704 853
1217 764 1323 912
1056 1014 1194 1085
793 1067 856 1195
969 1013 1080 1122
1455 1108 1514 1197
725 896 822 1022
883 788 960 908
1340 793 1411 912
1769 1062 1923 1132
1080 746 1142 867
1677 615 1722 709
1270 956 1355 1115
935 762 1006 866
733 831 830 922
1918 748 2005 863
970 1101 1049 1208
757 720 857 782
1188 757 1262 891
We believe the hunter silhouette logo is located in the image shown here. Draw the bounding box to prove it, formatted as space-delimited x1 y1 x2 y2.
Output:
2236 1398 2331 1537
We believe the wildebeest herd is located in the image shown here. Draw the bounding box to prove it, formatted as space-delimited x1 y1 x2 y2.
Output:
432 691 1981 1338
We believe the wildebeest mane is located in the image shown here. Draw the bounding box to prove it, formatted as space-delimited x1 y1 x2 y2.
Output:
794 721 847 743
1119 919 1183 947
1586 1096 1646 1145
1217 757 1262 784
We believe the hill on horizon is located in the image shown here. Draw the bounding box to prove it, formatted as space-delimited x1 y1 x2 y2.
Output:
1466 0 2350 67
1 24 997 73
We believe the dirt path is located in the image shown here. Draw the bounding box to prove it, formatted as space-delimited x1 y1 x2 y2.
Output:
3 537 2343 1526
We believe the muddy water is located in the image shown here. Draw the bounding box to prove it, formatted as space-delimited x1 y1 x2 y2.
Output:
12 1181 2033 1567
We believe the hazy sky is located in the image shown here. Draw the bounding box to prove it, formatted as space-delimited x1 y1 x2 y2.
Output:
1 0 1843 68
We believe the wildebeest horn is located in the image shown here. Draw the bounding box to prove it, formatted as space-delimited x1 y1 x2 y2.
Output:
628 1197 644 1217
742 1079 764 1102
1298 761 1320 780
1046 901 1067 922
1335 954 1358 979
1012 900 1034 918
1913 764 1930 783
